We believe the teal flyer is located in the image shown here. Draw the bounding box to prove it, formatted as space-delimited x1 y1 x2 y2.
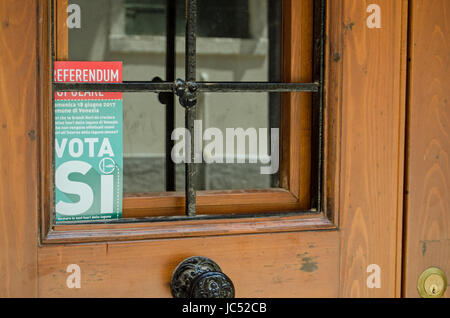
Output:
54 61 123 223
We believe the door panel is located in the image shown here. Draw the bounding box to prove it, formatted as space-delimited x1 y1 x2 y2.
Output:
403 0 450 298
39 231 339 297
336 0 408 297
0 0 411 298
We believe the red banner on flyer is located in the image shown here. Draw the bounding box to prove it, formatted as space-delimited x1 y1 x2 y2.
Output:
54 61 123 100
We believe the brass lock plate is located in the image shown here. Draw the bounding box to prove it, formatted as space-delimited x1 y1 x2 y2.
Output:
417 267 447 298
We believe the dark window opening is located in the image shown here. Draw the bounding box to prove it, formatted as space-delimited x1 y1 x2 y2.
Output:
125 0 251 38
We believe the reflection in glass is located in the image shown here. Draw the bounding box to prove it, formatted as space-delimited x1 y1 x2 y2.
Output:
125 0 251 38
68 0 281 193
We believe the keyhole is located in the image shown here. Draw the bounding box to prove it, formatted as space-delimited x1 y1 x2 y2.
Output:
430 284 438 295
418 268 447 298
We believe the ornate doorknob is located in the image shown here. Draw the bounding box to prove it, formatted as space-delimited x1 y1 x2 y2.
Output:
171 256 235 298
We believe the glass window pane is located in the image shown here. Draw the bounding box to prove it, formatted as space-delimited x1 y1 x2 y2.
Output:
122 93 167 193
125 0 251 38
68 0 169 81
195 0 281 82
66 0 282 195
174 92 280 191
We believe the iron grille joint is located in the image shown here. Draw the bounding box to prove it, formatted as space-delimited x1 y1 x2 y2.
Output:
175 78 198 108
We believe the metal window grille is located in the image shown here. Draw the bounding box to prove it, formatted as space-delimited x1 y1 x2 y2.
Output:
51 0 326 218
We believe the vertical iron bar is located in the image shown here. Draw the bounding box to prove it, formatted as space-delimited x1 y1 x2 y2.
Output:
185 0 197 216
268 0 282 188
165 0 176 191
311 0 326 210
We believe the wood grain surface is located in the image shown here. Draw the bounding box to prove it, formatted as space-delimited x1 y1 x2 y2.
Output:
0 0 419 298
403 0 449 298
281 0 313 208
39 231 339 297
337 0 408 297
0 0 39 297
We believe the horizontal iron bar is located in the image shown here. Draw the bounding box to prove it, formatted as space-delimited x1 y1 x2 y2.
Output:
53 81 320 93
196 82 319 92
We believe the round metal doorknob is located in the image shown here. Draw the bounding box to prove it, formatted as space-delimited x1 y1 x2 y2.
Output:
171 256 235 298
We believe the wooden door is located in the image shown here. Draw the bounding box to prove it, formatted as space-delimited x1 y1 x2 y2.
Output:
1 0 411 298
402 0 449 298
